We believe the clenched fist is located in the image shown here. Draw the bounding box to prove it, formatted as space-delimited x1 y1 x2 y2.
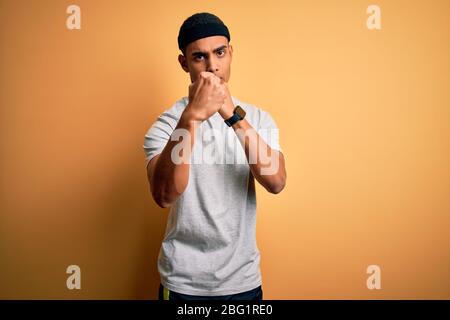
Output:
184 71 226 122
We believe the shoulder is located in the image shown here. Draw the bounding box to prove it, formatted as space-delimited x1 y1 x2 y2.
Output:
152 96 189 128
162 96 189 119
231 96 278 129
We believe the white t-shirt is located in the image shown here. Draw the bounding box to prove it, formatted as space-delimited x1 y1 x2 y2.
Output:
143 96 282 296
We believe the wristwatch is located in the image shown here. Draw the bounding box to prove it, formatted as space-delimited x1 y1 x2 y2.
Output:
224 105 246 127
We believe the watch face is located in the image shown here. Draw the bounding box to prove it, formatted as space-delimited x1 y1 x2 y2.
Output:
235 105 246 119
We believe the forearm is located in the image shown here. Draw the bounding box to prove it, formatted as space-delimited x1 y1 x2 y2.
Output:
150 110 199 207
231 119 286 194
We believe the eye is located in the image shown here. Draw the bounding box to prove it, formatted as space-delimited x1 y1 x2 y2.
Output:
217 50 225 56
194 55 204 61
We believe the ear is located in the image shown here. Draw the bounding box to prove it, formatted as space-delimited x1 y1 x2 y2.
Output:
229 44 233 61
178 54 189 73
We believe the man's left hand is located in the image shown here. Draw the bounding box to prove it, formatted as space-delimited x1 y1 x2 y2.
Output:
218 80 235 120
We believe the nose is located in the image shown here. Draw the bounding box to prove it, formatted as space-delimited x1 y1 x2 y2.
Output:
206 56 219 74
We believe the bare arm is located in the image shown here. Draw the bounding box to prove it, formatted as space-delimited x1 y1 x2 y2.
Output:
231 118 286 194
218 82 286 194
147 72 226 208
146 110 199 208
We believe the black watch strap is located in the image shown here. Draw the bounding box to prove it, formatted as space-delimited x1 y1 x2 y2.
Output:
224 106 246 127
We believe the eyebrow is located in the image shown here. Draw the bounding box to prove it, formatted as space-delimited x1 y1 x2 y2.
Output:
191 45 228 57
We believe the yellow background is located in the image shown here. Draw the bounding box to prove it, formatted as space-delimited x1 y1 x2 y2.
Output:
0 0 449 299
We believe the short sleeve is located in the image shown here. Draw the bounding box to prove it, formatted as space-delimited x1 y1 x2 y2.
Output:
258 110 282 153
143 109 180 167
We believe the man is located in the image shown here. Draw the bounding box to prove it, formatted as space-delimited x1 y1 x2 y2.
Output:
143 12 286 300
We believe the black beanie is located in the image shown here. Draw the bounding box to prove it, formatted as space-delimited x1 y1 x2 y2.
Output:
178 12 230 51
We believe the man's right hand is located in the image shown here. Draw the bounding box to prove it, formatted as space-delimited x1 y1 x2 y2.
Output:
184 71 226 122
